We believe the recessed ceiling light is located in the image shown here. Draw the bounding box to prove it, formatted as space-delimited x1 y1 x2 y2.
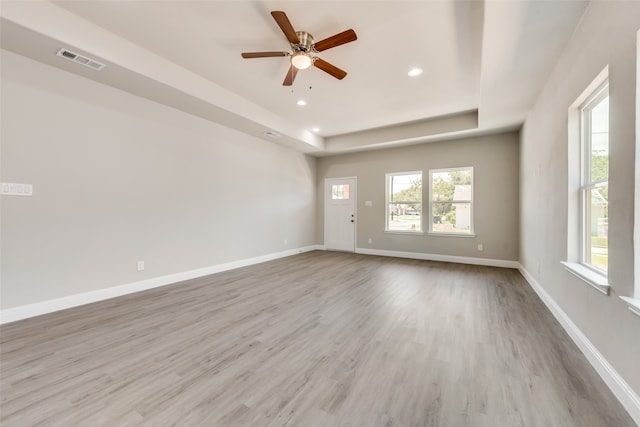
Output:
408 67 423 77
297 99 307 106
312 127 320 132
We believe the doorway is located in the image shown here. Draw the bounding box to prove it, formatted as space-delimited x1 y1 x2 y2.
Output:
324 177 356 252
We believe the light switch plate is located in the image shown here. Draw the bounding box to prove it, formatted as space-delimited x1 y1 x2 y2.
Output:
1 183 33 196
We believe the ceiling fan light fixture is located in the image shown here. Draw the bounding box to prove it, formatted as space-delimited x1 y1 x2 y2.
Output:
291 52 312 70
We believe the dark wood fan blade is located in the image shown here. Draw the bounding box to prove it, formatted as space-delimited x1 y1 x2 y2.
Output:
313 29 357 52
283 65 298 86
313 58 347 80
271 11 300 44
241 51 289 59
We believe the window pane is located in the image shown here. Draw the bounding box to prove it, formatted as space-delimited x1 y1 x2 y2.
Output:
431 170 472 202
590 96 609 182
432 202 472 234
388 202 421 232
386 172 422 232
389 174 422 202
331 184 349 200
430 167 473 234
586 186 608 272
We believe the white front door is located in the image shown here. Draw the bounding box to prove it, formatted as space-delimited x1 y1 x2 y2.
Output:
325 177 356 252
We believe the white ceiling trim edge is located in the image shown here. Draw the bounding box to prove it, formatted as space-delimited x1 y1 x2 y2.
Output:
325 110 478 153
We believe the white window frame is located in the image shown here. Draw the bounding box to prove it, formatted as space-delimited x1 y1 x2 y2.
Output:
579 82 609 274
563 67 610 295
428 166 474 237
385 171 423 234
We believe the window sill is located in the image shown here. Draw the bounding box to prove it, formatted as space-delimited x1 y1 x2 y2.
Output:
428 232 476 238
620 297 640 318
561 261 610 295
384 230 424 236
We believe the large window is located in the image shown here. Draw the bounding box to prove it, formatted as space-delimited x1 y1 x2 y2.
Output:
386 172 422 233
429 167 473 235
580 83 609 274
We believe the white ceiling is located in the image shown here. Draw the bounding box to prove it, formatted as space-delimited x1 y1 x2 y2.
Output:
1 0 589 155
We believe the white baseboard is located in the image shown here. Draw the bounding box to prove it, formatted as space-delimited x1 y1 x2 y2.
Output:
0 245 323 325
355 247 520 269
518 265 640 425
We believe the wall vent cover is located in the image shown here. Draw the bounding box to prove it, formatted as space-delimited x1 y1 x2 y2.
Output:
56 48 106 71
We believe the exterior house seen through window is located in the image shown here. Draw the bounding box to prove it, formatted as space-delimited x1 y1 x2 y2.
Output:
386 172 422 233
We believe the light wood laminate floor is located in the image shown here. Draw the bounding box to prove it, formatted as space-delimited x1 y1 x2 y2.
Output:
0 251 635 426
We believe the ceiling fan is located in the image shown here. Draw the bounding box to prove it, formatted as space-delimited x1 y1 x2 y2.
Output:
241 11 357 86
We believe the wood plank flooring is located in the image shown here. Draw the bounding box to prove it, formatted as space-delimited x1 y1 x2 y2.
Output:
0 251 635 426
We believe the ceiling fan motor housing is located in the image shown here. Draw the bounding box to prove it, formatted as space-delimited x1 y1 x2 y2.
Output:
294 31 314 52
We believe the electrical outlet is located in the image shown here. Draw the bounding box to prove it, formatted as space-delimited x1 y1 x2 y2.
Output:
137 261 145 271
368 238 373 244
477 244 483 251
284 239 288 245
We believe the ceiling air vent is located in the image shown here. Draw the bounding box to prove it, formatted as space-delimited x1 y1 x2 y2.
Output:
56 48 106 71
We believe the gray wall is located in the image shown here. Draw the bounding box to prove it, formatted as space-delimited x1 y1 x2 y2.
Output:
520 2 640 394
317 132 520 262
0 50 317 309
